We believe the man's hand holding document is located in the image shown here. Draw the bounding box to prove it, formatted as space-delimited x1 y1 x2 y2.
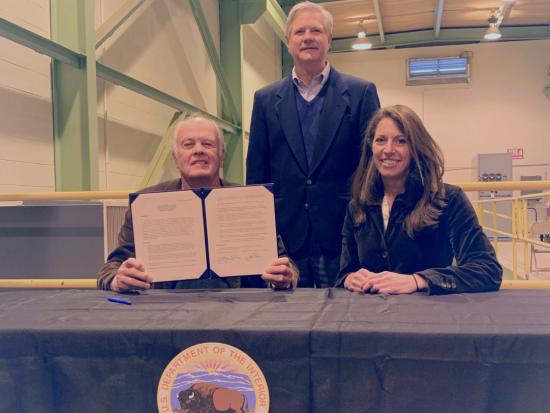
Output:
131 185 278 282
98 113 297 292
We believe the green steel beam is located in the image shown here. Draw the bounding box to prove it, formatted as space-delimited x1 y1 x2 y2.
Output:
186 0 288 183
217 0 288 182
96 63 238 134
263 0 289 77
0 17 237 134
434 0 445 39
95 0 145 49
331 26 550 52
282 45 293 77
2 5 244 186
189 0 240 125
372 0 385 43
0 17 83 68
220 0 244 183
237 0 267 24
51 0 99 191
279 0 346 5
263 0 287 42
140 112 183 188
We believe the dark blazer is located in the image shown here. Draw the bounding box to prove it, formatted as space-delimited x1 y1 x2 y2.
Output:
246 68 380 255
97 179 289 290
336 178 503 295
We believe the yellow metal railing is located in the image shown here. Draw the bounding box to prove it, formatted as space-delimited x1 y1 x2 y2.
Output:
0 190 131 202
501 280 550 290
1 180 550 289
0 279 97 288
0 180 548 202
0 279 549 290
0 190 133 289
473 188 550 280
455 181 550 192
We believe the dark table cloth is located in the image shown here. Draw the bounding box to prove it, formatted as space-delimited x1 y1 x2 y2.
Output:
1 288 550 413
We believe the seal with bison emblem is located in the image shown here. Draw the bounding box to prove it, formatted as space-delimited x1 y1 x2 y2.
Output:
157 342 269 413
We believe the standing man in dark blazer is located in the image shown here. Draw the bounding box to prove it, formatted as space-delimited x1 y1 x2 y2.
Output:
246 1 381 287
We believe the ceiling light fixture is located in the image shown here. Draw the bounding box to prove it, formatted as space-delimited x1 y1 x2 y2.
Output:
484 12 502 41
351 19 373 51
483 1 516 42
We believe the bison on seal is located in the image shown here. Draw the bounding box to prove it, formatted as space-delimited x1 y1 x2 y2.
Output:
178 382 247 413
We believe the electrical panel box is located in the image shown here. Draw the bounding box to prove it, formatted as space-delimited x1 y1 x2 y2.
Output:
474 153 512 187
473 153 513 238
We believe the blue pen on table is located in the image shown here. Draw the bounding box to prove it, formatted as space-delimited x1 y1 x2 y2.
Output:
107 297 132 305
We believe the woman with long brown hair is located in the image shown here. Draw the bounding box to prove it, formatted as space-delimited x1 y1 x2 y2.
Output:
336 105 502 294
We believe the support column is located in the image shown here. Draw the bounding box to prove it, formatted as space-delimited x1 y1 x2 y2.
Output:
219 0 245 183
50 0 98 190
219 0 287 183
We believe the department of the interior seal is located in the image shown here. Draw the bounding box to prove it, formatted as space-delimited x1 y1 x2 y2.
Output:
157 342 269 413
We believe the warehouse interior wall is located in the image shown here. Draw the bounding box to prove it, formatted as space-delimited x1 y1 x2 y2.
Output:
241 16 282 159
0 0 54 193
330 39 550 183
0 0 220 192
97 0 220 190
1 1 549 194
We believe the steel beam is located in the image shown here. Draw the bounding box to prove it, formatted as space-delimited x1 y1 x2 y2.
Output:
189 0 240 125
140 112 183 188
96 63 238 134
332 26 550 52
434 0 445 39
217 0 289 182
282 45 293 77
237 0 267 24
219 1 244 183
372 0 385 43
264 0 287 42
0 17 83 68
51 0 99 191
0 17 238 135
2 4 244 187
95 0 146 49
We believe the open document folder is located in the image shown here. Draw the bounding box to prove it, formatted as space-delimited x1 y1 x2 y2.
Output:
130 184 278 282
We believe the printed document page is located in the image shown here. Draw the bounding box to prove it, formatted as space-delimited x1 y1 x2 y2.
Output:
205 185 278 277
131 191 206 282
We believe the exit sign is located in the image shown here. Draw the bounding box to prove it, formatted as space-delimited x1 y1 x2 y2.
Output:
507 148 524 159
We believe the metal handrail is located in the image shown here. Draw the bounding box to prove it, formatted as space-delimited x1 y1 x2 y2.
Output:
456 181 550 192
0 190 131 202
1 181 549 202
476 189 550 203
472 190 550 280
1 181 550 288
0 278 549 290
0 279 97 288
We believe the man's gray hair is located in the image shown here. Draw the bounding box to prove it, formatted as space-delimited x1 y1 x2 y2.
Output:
285 1 333 39
172 112 225 157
